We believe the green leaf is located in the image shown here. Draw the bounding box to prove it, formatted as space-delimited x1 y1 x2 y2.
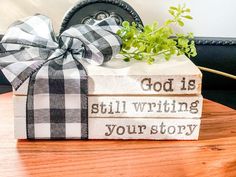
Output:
182 15 193 20
117 30 121 35
139 45 146 52
170 6 178 11
169 10 175 16
147 57 155 64
178 20 184 27
122 21 130 28
164 19 173 26
144 25 152 33
185 8 191 12
131 22 137 27
123 57 130 62
134 54 142 60
146 46 152 53
164 54 171 61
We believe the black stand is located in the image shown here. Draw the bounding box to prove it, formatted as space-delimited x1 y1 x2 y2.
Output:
60 0 143 33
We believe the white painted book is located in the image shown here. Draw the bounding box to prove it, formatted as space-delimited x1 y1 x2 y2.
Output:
13 55 202 96
14 95 203 118
15 117 200 140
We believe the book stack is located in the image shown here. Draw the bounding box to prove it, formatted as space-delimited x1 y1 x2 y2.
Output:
14 55 203 140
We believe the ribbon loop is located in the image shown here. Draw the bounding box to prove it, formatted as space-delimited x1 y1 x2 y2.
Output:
1 14 58 50
0 14 122 90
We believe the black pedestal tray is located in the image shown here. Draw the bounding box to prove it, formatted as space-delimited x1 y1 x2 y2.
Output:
60 0 143 34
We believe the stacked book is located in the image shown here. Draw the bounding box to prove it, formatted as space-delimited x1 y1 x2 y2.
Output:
14 55 203 140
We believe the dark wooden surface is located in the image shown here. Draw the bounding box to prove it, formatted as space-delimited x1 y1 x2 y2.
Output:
0 92 236 177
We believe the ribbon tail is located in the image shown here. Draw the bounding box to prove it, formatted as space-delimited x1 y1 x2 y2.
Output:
26 53 88 139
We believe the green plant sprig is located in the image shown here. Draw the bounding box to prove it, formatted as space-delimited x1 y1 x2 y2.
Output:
117 4 197 64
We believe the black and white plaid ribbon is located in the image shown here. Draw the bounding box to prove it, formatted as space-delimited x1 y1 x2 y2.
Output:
0 14 122 139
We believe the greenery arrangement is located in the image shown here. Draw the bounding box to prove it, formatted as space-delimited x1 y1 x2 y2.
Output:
117 4 197 64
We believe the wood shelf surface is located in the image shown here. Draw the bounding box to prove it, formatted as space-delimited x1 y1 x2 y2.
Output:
0 92 236 177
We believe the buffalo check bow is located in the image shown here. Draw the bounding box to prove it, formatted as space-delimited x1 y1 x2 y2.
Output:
0 14 122 139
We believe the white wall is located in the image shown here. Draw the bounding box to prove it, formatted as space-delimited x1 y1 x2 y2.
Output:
0 0 236 37
126 0 236 38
